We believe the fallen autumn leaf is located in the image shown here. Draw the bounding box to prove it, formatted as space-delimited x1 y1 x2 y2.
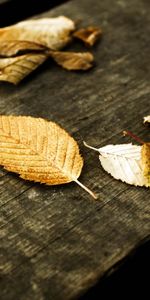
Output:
0 16 101 84
0 115 97 199
73 26 102 46
84 141 150 187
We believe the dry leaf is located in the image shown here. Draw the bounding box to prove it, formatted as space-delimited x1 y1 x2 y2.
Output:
0 116 96 198
0 17 75 50
73 26 102 46
50 51 94 70
0 17 99 83
84 142 150 187
0 50 93 84
0 40 47 57
0 53 48 84
144 115 150 126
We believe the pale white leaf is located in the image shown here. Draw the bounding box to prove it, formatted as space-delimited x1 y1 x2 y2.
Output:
143 115 150 125
84 142 149 187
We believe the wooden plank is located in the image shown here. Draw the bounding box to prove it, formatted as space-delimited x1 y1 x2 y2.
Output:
0 0 150 299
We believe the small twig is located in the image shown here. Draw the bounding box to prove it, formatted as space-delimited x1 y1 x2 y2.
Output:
123 130 144 144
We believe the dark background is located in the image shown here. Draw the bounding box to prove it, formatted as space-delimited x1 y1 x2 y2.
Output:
0 0 69 27
79 240 150 299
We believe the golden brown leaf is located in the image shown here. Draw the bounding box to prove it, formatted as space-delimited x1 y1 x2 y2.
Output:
141 143 150 185
50 51 94 70
0 17 75 50
0 53 48 84
73 26 102 46
0 116 96 198
0 40 47 57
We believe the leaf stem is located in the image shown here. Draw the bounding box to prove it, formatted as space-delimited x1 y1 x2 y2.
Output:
74 179 98 199
83 141 99 152
123 130 144 144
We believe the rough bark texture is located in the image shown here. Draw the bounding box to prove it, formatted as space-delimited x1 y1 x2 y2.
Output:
0 0 150 299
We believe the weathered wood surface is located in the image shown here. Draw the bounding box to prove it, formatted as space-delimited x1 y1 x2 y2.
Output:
0 0 150 299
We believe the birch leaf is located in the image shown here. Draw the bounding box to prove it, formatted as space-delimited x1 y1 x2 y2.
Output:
73 26 102 46
0 53 48 84
49 51 94 70
0 40 47 57
84 142 150 187
0 16 75 50
0 116 96 199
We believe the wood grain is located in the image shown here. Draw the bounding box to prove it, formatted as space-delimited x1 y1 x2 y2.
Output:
0 0 150 299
